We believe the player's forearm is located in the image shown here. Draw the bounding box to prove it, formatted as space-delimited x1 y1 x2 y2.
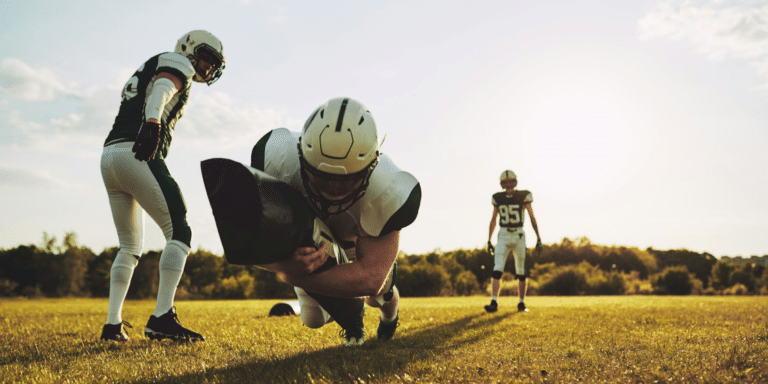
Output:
289 262 382 297
488 221 496 241
530 218 540 239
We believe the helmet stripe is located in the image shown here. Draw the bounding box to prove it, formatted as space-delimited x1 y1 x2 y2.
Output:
335 97 350 132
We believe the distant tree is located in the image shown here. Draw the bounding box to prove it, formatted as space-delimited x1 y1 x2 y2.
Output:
397 257 451 297
535 262 590 295
536 238 657 279
127 250 160 299
55 232 92 297
649 248 716 286
452 270 480 296
89 248 118 297
0 245 41 295
652 266 701 295
729 264 757 293
0 278 18 296
710 260 734 290
214 270 256 299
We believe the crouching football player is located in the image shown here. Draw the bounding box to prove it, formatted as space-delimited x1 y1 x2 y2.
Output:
252 97 421 346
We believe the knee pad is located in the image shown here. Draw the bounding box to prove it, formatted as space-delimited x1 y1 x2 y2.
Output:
111 252 139 284
159 240 190 272
492 270 503 280
516 274 527 281
300 306 330 329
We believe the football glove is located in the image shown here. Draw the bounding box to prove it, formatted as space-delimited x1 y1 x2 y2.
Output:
132 121 161 161
535 239 543 254
487 241 494 256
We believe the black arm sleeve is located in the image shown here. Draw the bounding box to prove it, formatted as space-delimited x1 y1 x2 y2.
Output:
250 130 272 171
379 183 421 236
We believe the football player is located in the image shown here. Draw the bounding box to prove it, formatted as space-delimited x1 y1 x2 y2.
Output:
99 30 225 342
251 97 421 346
485 170 541 313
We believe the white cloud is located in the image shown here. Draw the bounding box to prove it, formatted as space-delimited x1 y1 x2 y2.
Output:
0 58 82 101
7 110 46 133
173 91 303 152
639 0 768 84
50 113 84 129
0 164 75 189
5 109 103 158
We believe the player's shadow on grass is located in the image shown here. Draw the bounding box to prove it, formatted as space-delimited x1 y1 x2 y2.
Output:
134 312 513 384
0 336 195 366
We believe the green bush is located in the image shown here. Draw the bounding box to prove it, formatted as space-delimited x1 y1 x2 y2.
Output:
536 263 589 295
452 270 480 296
397 260 451 297
652 266 702 295
214 271 255 299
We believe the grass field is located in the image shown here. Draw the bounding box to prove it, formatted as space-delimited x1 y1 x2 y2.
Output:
1 296 767 383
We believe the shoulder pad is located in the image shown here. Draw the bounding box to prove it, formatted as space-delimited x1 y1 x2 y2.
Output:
360 154 420 236
157 52 195 81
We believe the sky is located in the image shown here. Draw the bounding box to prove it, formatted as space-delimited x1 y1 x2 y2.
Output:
1 0 767 258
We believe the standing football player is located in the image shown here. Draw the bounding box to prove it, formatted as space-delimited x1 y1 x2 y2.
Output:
485 170 541 313
99 30 225 342
251 97 421 346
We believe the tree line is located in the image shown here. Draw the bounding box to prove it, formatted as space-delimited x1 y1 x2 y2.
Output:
1 233 767 299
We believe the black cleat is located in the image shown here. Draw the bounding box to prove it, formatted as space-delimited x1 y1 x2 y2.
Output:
145 307 204 342
484 300 498 313
339 307 366 346
518 302 529 312
100 321 132 342
377 315 399 341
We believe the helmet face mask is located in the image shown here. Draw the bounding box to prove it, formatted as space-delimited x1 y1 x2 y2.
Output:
298 97 379 217
500 178 517 190
299 150 378 216
175 30 226 85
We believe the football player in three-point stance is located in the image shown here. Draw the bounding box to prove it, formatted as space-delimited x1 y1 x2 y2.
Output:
99 30 225 342
485 170 541 313
252 97 421 346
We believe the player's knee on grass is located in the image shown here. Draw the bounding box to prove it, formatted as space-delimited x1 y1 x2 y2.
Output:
492 270 503 280
300 305 331 329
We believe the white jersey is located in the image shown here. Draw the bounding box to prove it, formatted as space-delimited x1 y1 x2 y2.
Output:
252 128 421 245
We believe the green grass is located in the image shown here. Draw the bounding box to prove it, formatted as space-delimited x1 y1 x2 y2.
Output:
1 296 767 383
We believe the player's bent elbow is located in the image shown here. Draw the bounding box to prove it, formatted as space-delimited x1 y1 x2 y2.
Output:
357 271 387 297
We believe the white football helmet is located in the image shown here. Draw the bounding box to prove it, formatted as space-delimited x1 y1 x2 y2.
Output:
500 170 517 181
298 97 379 216
500 170 517 189
174 30 225 85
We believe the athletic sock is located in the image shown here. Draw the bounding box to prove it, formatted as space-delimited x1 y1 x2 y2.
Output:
153 240 190 317
106 252 139 324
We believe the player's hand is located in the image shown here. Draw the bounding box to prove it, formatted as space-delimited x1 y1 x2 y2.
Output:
132 121 161 161
535 239 543 254
288 241 330 276
487 241 494 256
